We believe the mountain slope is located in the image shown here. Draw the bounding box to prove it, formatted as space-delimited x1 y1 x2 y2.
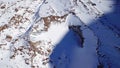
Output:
0 0 120 68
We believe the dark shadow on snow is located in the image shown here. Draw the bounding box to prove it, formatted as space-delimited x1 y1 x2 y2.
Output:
49 28 82 68
49 0 120 68
88 0 120 68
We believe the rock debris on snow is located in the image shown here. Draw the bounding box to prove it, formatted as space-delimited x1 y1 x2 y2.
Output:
0 0 120 68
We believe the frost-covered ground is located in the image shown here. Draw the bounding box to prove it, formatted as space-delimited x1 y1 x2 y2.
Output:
0 0 120 68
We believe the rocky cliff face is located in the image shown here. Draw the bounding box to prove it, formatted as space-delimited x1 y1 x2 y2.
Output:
0 0 120 68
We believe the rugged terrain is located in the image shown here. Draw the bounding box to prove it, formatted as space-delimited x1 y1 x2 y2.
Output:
0 0 120 68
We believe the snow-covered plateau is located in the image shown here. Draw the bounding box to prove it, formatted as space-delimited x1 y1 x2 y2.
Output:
0 0 120 68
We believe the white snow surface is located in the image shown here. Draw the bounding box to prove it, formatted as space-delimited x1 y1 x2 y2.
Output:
0 0 120 68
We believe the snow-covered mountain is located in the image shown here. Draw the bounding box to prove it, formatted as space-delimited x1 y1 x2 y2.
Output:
0 0 120 68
